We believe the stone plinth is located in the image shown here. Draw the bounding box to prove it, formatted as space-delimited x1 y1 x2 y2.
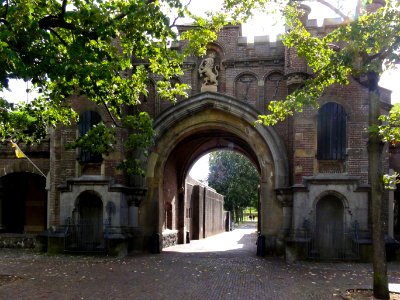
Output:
201 85 217 93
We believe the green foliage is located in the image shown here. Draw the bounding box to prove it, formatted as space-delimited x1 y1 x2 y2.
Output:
379 104 400 145
0 96 77 143
383 172 400 190
0 0 243 144
66 122 116 155
256 1 400 126
222 0 284 22
0 0 258 173
116 112 154 176
208 151 259 211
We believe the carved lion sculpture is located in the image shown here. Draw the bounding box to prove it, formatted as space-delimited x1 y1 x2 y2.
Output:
199 53 219 86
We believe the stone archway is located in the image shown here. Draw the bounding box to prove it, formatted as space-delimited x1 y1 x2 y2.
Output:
141 92 289 253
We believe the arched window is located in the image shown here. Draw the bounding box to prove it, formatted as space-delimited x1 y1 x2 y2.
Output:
78 110 102 163
317 102 346 160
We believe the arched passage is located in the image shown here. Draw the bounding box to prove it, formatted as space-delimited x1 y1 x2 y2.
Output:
0 172 47 233
141 92 289 253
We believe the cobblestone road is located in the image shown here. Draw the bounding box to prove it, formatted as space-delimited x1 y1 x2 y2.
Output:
0 222 399 299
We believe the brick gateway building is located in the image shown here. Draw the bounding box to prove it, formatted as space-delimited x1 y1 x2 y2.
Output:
0 2 398 259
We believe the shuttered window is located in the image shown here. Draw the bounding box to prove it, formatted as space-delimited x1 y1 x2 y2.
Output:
317 102 346 160
78 111 102 163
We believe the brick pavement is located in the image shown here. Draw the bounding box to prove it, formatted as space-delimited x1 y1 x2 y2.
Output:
0 222 399 299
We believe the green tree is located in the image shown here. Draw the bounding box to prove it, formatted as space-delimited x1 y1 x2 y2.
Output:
208 151 259 222
0 0 286 170
2 1 399 297
0 0 248 174
254 1 399 298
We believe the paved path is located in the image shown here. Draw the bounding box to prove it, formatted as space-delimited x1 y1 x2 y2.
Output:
0 222 399 299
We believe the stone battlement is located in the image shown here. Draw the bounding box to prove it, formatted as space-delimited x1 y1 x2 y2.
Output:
236 16 344 46
312 17 343 27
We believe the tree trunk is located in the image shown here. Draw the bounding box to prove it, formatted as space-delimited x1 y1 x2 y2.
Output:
235 207 240 223
368 71 389 299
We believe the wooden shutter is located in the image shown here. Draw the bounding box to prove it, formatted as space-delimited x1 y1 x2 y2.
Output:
317 103 346 160
78 111 102 163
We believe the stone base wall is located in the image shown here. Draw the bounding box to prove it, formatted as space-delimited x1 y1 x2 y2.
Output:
0 234 37 249
162 230 178 248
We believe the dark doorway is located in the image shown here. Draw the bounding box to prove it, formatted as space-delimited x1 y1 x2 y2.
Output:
315 196 344 259
0 173 47 233
68 191 104 251
74 192 104 251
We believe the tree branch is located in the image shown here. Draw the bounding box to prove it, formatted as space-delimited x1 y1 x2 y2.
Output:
39 14 99 41
364 36 400 65
89 76 121 127
38 15 75 31
60 0 67 16
168 0 192 29
101 101 122 128
48 28 68 47
316 0 351 21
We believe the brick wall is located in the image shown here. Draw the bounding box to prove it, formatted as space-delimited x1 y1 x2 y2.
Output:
185 176 225 240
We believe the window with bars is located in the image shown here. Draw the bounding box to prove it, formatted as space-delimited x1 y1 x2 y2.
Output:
317 102 347 160
78 110 103 163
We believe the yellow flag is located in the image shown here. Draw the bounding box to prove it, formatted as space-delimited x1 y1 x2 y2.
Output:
11 142 26 158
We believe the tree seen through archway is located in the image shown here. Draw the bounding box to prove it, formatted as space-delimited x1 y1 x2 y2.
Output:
207 151 259 223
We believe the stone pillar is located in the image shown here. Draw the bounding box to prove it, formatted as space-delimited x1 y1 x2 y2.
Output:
128 195 143 228
128 206 139 227
257 79 265 113
276 189 293 238
45 173 51 229
388 169 395 237
260 172 284 254
138 175 160 249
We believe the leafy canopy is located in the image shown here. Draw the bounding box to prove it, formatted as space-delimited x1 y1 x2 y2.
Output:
0 0 259 174
208 151 259 211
